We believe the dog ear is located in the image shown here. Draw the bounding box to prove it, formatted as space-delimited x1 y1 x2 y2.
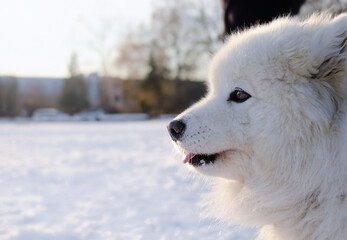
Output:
307 14 347 119
310 14 347 83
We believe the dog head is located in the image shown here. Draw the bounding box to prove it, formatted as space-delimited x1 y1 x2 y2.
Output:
168 13 347 183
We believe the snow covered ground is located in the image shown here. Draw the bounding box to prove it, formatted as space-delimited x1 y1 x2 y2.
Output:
0 120 256 240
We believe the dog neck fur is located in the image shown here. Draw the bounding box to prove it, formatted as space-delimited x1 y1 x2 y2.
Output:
203 14 347 240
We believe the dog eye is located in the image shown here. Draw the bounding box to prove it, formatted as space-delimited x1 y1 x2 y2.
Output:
227 88 251 103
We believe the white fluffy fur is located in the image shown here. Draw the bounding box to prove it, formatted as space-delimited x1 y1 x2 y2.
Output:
299 0 347 17
173 13 347 240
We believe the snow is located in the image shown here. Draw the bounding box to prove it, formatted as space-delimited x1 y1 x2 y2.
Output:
0 120 256 240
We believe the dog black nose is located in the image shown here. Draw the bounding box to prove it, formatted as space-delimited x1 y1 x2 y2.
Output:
167 120 186 141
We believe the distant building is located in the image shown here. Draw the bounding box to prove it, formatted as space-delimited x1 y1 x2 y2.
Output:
0 76 64 98
0 73 104 112
16 76 64 98
100 77 125 112
84 73 100 108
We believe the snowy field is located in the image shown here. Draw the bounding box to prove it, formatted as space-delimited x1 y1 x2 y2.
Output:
0 120 256 240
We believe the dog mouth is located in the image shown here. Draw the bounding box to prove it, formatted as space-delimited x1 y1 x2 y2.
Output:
183 153 218 167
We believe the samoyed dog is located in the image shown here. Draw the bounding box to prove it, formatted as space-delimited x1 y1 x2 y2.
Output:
167 13 347 240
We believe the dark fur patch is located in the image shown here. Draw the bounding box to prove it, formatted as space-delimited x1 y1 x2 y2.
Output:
301 189 321 219
221 0 305 36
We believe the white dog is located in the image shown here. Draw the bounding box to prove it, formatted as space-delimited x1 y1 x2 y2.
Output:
168 13 347 240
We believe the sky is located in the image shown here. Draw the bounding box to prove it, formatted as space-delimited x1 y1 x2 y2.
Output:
0 0 153 77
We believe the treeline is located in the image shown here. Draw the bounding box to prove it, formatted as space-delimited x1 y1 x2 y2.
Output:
119 79 206 116
0 78 21 117
0 74 206 118
0 76 90 118
110 0 221 116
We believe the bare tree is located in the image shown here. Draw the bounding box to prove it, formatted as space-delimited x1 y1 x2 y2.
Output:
80 18 123 109
81 18 118 77
114 0 222 81
115 33 149 80
150 0 223 80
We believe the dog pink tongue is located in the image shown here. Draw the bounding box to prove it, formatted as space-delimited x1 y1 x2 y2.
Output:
183 153 196 164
